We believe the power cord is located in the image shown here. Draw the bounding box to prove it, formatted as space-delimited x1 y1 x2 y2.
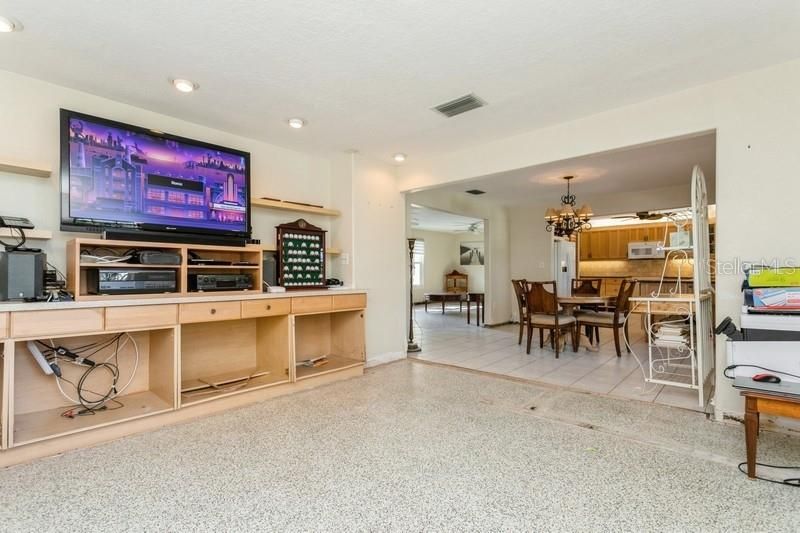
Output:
723 364 800 381
0 226 26 252
737 462 800 487
36 332 139 415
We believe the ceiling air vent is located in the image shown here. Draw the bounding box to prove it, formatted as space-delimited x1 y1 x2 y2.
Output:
465 189 486 195
433 93 486 118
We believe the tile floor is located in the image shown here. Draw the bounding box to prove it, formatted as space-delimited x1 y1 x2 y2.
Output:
410 303 710 412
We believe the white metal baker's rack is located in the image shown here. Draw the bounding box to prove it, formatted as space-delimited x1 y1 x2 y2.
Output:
631 165 715 408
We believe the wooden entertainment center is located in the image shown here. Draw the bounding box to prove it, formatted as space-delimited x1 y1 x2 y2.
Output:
0 240 367 467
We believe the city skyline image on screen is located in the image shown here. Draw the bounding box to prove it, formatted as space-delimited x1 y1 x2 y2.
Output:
66 115 249 234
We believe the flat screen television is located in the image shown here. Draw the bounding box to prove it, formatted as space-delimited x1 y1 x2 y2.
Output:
60 109 251 243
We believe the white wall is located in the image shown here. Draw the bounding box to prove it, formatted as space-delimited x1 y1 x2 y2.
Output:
409 229 484 302
406 189 510 325
399 58 800 419
351 155 407 365
409 229 457 302
0 69 333 271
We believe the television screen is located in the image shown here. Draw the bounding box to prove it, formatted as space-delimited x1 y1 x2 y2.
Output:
60 110 251 238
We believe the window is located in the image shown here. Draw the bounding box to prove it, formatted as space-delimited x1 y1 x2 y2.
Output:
412 239 424 287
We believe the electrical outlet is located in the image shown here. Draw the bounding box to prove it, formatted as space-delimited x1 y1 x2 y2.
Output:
538 262 545 269
341 253 350 265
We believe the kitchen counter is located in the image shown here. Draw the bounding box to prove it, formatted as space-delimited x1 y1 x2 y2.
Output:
579 275 692 282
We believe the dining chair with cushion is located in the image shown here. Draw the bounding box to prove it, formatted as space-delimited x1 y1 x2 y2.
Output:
572 278 603 344
575 279 638 357
511 279 529 345
526 281 578 358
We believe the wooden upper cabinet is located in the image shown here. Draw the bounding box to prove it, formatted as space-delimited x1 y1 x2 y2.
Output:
579 233 591 261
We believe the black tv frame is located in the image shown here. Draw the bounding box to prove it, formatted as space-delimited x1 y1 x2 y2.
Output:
59 109 252 244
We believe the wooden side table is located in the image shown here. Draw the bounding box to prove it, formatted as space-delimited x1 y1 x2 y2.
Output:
466 292 484 326
741 389 800 478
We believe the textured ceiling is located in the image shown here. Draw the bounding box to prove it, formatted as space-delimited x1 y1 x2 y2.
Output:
0 1 798 163
410 205 483 234
427 133 716 207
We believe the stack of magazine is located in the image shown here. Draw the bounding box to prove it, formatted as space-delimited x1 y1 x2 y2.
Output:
653 323 689 348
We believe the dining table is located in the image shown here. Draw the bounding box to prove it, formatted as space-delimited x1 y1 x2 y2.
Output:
557 295 613 352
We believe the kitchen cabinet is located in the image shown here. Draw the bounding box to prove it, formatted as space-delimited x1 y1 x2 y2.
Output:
579 223 678 261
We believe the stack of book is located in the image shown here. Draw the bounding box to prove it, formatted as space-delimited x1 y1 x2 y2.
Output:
653 324 689 348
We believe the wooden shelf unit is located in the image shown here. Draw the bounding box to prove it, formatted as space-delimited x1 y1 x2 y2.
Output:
67 238 263 300
0 291 367 465
180 314 291 406
251 198 341 217
294 309 365 380
1 338 6 450
9 328 176 447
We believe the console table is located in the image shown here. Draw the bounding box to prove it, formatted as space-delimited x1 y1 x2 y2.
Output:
0 290 366 467
741 389 800 478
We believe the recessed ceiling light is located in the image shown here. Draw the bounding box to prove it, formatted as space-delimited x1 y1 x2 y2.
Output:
0 16 21 33
171 78 198 93
393 153 407 163
288 118 306 129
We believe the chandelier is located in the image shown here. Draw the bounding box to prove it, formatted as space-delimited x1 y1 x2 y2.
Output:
544 176 593 237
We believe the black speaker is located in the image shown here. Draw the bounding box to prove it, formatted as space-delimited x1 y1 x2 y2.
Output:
0 251 46 300
263 251 277 287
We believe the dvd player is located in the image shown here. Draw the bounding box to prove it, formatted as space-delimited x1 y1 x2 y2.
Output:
87 269 178 295
189 273 253 292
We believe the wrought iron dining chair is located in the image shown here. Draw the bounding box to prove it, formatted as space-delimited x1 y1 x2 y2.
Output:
575 279 638 357
526 281 578 358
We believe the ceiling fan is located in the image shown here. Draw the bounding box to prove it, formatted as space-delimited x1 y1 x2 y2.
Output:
467 222 483 233
611 211 675 221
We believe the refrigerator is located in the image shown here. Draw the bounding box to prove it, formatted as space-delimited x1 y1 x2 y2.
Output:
552 239 576 297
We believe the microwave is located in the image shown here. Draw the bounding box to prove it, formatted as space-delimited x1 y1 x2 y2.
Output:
628 241 665 259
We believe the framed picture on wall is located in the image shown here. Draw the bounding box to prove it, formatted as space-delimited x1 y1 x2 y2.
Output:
460 241 484 265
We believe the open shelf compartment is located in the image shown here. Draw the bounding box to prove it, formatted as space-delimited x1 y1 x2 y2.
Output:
1 341 7 449
11 328 176 447
67 238 263 300
180 315 291 406
294 310 365 380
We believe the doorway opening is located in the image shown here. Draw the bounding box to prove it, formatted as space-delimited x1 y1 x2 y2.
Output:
406 204 487 341
407 132 716 414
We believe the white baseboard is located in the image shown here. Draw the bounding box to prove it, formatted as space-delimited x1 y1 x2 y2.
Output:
365 351 406 368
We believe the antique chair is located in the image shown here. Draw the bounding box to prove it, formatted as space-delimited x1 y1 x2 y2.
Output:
571 278 603 344
575 279 638 357
526 281 578 358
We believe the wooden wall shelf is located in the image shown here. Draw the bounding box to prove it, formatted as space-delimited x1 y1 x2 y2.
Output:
0 229 52 240
0 162 51 179
251 198 341 217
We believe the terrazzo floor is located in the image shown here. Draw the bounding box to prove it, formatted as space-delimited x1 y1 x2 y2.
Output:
410 303 709 412
1 360 799 531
